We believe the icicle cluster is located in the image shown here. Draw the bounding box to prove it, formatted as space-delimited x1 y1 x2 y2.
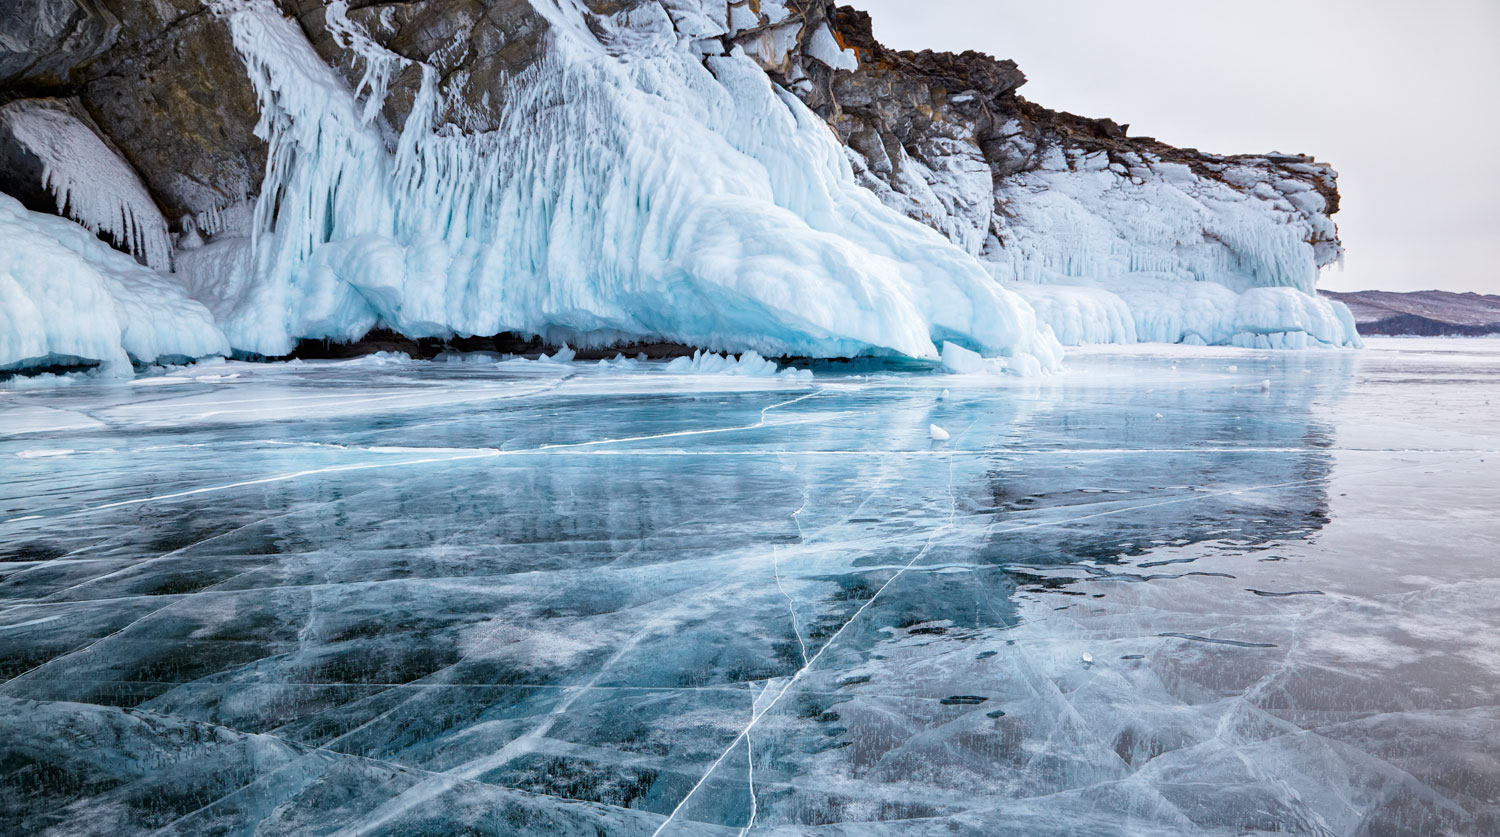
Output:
0 100 173 271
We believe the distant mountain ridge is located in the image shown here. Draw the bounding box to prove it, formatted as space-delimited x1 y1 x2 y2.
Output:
1321 290 1500 336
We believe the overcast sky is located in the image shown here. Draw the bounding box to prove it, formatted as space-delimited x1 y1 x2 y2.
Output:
848 0 1500 294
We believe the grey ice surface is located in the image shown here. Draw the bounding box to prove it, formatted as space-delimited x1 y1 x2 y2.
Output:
1 338 1498 835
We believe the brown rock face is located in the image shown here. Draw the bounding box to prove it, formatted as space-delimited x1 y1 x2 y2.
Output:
0 0 120 87
1 0 266 223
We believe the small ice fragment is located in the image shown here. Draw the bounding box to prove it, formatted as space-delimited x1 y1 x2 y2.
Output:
940 342 985 374
541 345 576 364
1153 412 1164 420
1260 379 1272 392
929 424 950 441
1081 651 1094 665
939 388 950 401
1227 365 1238 372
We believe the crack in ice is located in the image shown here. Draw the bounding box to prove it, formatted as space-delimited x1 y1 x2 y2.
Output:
652 430 966 835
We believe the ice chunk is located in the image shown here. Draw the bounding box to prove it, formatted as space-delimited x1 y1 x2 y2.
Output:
939 341 1040 376
941 342 986 374
929 423 950 441
664 350 808 379
0 193 228 374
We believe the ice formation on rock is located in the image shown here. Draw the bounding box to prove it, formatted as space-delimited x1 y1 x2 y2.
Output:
0 0 1364 373
979 143 1359 347
0 99 172 271
735 4 1362 350
191 0 1060 370
0 193 228 374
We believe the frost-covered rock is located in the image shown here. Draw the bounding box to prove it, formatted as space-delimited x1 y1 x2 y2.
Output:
0 0 1359 361
0 193 228 374
762 4 1360 349
171 0 1059 368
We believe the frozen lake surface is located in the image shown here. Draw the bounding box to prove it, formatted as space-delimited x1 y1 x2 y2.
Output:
1 338 1497 835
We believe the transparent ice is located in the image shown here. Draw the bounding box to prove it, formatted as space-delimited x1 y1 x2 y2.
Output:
1 338 1497 835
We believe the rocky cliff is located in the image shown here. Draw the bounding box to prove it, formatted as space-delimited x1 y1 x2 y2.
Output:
0 0 1360 374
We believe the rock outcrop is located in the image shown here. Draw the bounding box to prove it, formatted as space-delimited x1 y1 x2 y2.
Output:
0 0 1360 374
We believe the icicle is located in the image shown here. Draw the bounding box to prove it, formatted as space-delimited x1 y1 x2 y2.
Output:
0 100 173 271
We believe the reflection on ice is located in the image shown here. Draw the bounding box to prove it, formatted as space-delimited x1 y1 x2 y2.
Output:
1 338 1497 834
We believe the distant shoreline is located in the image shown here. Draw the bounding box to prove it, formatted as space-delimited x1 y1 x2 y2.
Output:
1320 289 1500 336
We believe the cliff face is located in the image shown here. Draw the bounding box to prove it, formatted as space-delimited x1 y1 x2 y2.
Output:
800 7 1342 264
0 0 1359 374
725 3 1350 345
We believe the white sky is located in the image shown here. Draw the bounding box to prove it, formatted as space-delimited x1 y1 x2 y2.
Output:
848 0 1500 293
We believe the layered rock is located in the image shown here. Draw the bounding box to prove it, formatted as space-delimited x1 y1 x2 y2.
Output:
0 0 1359 374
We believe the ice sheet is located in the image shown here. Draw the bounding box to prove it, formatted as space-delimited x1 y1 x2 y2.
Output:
1 339 1496 834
